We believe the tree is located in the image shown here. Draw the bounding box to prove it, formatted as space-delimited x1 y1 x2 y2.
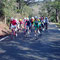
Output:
50 1 60 22
1 0 16 24
16 0 33 17
45 0 60 22
22 5 33 17
0 0 5 18
16 0 25 14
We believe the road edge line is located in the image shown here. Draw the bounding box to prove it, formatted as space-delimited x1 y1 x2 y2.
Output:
0 36 8 41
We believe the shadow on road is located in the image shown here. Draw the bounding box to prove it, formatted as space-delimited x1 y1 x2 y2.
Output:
0 24 60 60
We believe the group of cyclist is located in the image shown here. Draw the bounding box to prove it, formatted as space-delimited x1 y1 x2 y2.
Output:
9 16 48 37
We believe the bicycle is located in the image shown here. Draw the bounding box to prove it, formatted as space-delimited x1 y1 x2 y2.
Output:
10 27 18 40
44 23 48 31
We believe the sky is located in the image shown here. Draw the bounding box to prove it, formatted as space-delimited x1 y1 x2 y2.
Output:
35 0 43 2
24 0 44 2
35 0 55 2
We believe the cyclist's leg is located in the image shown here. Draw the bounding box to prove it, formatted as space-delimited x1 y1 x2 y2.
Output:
46 23 48 30
14 25 18 37
34 26 37 36
27 26 30 34
37 24 40 34
10 26 15 39
42 23 45 31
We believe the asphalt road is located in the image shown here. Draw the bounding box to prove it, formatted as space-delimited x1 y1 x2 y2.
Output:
0 23 60 60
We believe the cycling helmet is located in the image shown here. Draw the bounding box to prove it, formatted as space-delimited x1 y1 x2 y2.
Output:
10 17 14 21
27 17 29 21
31 17 34 19
45 17 47 19
19 19 22 21
34 16 38 19
15 18 18 22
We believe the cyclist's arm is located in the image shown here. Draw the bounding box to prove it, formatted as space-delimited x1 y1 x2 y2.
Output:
9 22 11 29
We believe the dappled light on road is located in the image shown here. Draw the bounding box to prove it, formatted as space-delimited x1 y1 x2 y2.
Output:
0 23 60 60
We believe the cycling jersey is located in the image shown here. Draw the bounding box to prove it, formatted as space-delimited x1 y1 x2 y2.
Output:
19 20 23 25
31 19 33 24
38 21 41 27
45 17 48 23
34 20 39 30
10 19 17 25
26 21 30 26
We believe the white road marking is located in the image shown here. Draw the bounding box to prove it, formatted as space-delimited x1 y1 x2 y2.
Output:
0 36 8 41
55 25 60 31
58 29 60 31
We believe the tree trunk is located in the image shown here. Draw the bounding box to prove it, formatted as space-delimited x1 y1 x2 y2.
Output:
56 9 58 23
5 15 6 24
57 16 59 22
19 1 21 9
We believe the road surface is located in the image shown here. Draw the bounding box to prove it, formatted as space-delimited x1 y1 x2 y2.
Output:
0 23 60 60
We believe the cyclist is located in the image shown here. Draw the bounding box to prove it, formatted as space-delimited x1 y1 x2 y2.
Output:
10 17 18 37
41 16 45 31
44 17 48 30
19 19 23 30
34 17 39 36
24 17 27 33
38 17 42 34
31 17 35 27
25 17 31 34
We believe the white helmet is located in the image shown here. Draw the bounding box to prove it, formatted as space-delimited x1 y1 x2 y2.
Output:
15 18 18 21
31 17 34 20
35 16 38 19
27 17 29 21
11 17 14 21
24 17 26 20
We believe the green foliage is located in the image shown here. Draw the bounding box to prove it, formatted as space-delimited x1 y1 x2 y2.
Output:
0 0 17 18
50 16 56 22
44 0 60 22
3 0 16 17
16 0 33 17
22 5 33 17
0 1 4 17
17 0 25 10
50 1 60 10
16 9 21 13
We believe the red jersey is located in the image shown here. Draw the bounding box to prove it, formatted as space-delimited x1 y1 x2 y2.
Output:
10 20 17 25
31 19 34 23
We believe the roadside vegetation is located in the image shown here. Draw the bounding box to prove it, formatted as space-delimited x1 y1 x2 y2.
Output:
55 23 60 28
0 0 60 36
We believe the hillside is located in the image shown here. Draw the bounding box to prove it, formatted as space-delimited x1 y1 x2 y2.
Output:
0 22 10 36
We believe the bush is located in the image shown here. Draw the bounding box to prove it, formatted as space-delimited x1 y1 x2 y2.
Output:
16 9 20 13
50 16 56 22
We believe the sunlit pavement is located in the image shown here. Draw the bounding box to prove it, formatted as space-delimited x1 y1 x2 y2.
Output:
0 23 60 60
